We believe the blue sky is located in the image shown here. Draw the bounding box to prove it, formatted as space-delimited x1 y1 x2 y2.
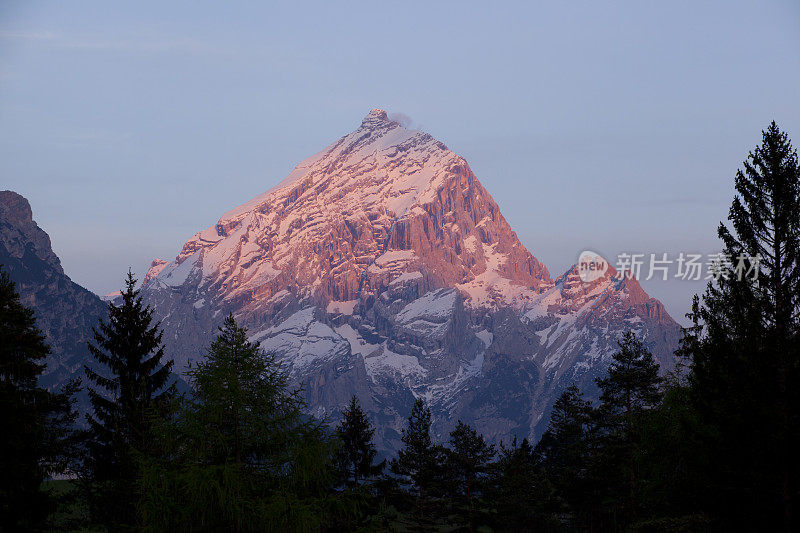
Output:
1 1 799 324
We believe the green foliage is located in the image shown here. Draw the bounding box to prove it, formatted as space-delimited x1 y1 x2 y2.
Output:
139 314 345 532
81 269 175 529
0 267 78 531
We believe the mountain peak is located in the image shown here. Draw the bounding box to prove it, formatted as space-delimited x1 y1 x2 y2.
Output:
0 190 33 225
139 109 680 452
361 108 389 128
141 258 169 287
0 190 63 274
157 109 552 308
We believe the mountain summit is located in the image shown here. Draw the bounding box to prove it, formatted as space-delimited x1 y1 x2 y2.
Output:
141 110 679 450
0 191 107 392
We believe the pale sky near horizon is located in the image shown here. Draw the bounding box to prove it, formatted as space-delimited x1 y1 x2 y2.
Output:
2 1 799 325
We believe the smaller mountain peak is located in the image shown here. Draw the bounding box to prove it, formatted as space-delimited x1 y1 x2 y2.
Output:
141 258 169 287
0 190 33 225
101 290 122 302
361 108 390 128
0 190 63 274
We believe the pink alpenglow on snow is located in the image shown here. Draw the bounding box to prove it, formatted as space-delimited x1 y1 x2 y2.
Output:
140 110 680 452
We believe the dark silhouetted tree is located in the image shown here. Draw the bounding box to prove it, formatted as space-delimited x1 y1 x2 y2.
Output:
336 395 384 487
82 270 174 528
447 420 495 532
535 384 596 526
391 398 440 522
595 331 662 524
683 122 800 530
489 437 559 531
0 267 78 531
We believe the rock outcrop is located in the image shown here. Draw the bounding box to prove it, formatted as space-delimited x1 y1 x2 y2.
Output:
0 190 107 390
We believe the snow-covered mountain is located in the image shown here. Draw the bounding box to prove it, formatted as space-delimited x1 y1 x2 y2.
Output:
141 110 680 450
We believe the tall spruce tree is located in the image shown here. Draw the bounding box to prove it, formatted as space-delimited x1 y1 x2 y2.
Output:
0 268 78 531
595 331 662 524
634 373 710 528
82 270 174 528
489 437 559 531
390 398 440 521
447 421 495 532
537 385 592 471
336 395 384 487
140 314 339 532
684 122 800 530
535 384 595 526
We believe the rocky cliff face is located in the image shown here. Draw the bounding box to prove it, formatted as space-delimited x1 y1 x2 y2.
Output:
0 191 107 390
141 258 168 287
140 110 681 450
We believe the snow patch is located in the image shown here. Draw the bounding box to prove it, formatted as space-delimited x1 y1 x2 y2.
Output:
363 343 426 380
327 300 358 315
475 329 493 348
161 253 199 287
334 324 378 357
390 271 423 285
396 288 457 323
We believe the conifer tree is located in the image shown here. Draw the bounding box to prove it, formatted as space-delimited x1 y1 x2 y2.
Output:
140 314 339 532
447 420 495 532
595 331 661 523
390 398 439 521
684 122 800 529
336 395 385 487
535 384 595 524
0 268 78 531
538 385 592 469
489 437 558 530
82 270 174 528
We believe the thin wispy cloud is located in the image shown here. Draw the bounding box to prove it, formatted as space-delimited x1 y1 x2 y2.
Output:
388 112 415 129
58 37 223 55
62 128 133 145
0 29 229 56
0 30 57 41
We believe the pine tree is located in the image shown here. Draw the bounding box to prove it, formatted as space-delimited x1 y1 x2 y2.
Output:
390 398 439 521
82 270 174 528
447 421 495 532
595 331 662 524
140 314 339 532
634 373 711 529
336 395 385 487
535 384 595 526
488 437 558 531
0 267 78 531
684 122 800 530
538 385 592 470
